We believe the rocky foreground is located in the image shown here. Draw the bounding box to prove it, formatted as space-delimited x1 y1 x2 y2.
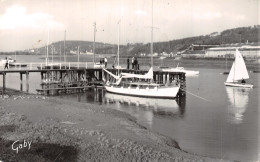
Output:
0 90 224 161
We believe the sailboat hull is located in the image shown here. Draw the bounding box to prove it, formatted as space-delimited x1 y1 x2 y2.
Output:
105 86 180 99
224 82 253 88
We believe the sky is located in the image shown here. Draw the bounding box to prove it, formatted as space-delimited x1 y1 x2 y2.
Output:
0 0 259 51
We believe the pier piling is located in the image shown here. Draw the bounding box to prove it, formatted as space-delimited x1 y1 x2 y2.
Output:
2 72 6 93
26 72 29 93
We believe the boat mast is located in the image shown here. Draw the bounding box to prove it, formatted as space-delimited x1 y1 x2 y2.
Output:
78 46 80 68
59 44 61 65
233 49 236 81
64 30 66 63
46 27 49 66
150 0 154 68
118 20 121 73
225 51 227 72
93 22 96 63
52 45 54 65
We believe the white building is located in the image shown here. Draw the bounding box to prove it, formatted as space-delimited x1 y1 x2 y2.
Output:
205 45 260 59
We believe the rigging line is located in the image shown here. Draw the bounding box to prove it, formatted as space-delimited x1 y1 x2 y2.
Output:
179 88 211 102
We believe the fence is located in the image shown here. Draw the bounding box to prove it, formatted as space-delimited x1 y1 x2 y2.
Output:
1 62 105 71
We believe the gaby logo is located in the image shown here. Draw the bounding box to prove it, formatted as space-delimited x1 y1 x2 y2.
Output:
12 140 32 154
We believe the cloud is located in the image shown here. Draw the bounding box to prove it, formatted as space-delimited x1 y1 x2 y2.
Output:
193 11 222 20
235 15 245 21
0 5 64 30
134 10 147 15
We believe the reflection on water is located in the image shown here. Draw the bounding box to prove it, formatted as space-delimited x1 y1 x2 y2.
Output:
61 89 186 129
104 93 186 128
225 87 250 124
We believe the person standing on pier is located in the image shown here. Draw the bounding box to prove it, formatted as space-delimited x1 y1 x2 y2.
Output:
4 57 9 69
132 57 135 69
104 57 107 68
127 57 130 69
135 57 139 70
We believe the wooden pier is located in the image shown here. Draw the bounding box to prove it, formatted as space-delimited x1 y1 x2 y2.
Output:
0 67 186 96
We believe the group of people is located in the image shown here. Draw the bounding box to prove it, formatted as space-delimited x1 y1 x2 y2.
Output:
127 57 139 70
99 57 107 68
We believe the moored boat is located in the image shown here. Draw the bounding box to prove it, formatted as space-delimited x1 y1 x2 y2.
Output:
224 49 253 88
103 67 180 99
103 0 180 99
105 82 180 99
159 66 199 76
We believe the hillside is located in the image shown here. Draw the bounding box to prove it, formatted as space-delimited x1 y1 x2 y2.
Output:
130 25 260 55
2 25 258 56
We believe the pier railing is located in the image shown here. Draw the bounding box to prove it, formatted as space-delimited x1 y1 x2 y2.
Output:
2 62 104 70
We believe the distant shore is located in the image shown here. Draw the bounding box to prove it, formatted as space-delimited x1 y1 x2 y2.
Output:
0 88 225 161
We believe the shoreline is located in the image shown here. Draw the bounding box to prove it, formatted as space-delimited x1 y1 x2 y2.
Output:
0 88 225 161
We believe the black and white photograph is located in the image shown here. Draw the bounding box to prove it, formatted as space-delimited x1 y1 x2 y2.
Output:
0 0 259 161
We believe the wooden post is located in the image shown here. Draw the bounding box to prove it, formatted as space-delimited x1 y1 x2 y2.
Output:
26 72 29 93
3 72 6 93
20 73 23 91
40 72 44 82
20 73 23 82
60 71 63 82
99 70 102 81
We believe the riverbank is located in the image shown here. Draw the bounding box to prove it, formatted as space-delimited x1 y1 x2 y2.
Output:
0 88 224 161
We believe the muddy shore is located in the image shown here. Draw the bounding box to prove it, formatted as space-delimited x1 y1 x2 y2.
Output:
0 89 225 161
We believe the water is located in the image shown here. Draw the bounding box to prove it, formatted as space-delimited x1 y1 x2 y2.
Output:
0 55 259 161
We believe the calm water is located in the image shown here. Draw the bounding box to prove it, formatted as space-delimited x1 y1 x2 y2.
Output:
0 55 259 161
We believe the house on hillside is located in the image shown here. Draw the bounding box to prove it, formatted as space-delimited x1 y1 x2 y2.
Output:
189 44 220 51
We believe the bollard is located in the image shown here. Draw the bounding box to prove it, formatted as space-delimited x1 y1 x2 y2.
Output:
69 62 70 69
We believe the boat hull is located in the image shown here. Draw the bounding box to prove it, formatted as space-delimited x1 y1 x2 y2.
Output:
224 82 253 88
105 86 180 99
9 63 27 67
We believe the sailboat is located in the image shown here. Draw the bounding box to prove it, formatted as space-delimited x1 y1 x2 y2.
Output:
103 0 180 98
224 49 253 88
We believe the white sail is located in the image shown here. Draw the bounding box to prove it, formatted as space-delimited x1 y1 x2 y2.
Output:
226 49 249 83
233 49 249 80
226 62 235 82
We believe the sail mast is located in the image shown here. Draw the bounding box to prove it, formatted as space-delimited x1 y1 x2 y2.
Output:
118 20 121 73
46 27 49 66
64 30 66 63
93 22 96 63
150 0 153 67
